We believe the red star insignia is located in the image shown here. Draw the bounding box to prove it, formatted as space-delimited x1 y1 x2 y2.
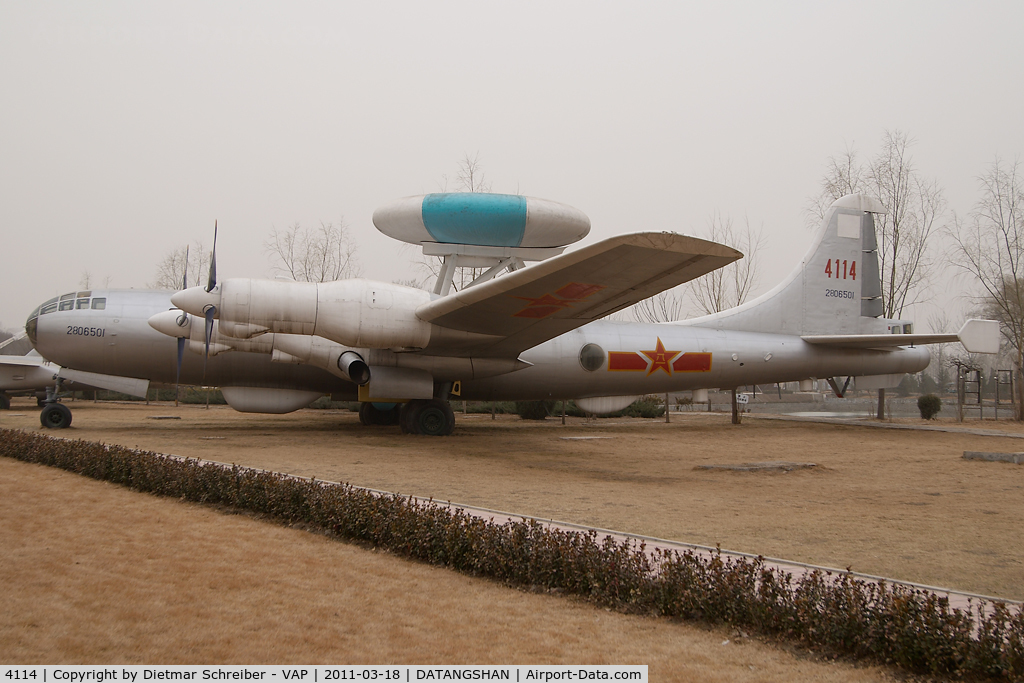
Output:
640 338 681 376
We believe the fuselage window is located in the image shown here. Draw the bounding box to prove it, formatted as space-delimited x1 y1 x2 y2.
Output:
58 300 74 311
579 343 606 372
91 298 106 310
76 299 90 309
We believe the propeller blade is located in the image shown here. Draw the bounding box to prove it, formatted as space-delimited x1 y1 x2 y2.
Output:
182 245 189 290
175 335 185 406
206 221 218 293
203 305 216 378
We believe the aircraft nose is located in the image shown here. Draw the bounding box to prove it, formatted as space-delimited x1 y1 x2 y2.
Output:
170 285 220 317
148 309 193 338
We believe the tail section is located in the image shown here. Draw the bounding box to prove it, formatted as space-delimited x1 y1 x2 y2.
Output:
687 194 901 336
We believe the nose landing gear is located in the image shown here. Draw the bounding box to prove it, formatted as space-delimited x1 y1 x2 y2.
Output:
39 380 72 429
40 402 73 429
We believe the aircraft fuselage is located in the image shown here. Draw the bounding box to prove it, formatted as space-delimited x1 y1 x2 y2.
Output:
28 289 930 401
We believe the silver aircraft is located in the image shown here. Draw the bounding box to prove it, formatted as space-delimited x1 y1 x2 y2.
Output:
23 193 997 433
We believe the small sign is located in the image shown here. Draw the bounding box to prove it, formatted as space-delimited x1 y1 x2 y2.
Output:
735 393 750 404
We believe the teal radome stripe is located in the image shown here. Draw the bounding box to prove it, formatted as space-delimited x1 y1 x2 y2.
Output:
421 193 527 247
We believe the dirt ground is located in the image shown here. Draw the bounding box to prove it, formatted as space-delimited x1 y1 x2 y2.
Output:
2 397 1022 674
1 455 899 680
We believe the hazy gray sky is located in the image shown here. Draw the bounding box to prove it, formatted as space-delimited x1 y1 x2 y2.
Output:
2 1 1022 332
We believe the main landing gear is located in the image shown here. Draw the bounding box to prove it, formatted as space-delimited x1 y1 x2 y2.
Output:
358 398 455 436
400 398 456 436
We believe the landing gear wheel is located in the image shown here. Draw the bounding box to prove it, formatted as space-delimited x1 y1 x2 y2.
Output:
399 398 455 436
0 394 10 410
400 400 424 434
40 403 72 429
416 399 455 436
37 397 46 408
359 402 400 426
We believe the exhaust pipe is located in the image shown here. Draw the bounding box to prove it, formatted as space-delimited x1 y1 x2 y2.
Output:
337 351 371 386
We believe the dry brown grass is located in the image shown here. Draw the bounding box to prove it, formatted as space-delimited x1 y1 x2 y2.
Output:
5 399 1019 598
0 455 897 681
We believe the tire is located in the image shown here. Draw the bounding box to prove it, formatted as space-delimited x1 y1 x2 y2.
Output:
0 394 10 410
400 400 424 434
37 397 46 408
414 399 455 436
40 403 72 429
358 402 375 426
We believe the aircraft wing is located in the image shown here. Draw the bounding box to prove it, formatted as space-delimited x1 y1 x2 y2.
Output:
801 319 1000 354
0 354 150 398
0 355 59 391
417 232 742 357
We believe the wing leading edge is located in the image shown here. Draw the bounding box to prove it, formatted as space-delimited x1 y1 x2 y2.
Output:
417 232 742 357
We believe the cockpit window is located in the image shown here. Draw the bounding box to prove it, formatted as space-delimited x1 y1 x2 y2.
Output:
59 300 74 311
39 297 58 315
76 298 90 309
59 292 75 301
77 291 91 298
91 297 106 310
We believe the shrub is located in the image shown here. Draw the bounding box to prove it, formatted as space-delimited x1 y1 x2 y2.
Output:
516 400 554 420
918 394 942 420
620 396 666 418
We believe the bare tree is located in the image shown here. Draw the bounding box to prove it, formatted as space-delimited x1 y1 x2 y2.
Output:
811 131 943 319
150 242 210 290
689 213 766 315
806 143 868 224
632 287 690 323
951 158 1024 418
925 309 956 392
870 131 944 318
266 220 361 283
79 271 92 289
454 151 491 193
631 212 765 322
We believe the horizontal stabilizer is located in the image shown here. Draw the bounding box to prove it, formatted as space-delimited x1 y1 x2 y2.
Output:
417 232 742 356
801 319 1000 354
957 319 1000 354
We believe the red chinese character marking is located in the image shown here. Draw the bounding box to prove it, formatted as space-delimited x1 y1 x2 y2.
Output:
513 282 606 319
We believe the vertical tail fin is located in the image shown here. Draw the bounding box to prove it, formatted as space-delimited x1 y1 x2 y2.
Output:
688 194 896 336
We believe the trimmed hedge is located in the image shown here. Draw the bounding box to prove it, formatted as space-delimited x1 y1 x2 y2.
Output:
1 428 1022 679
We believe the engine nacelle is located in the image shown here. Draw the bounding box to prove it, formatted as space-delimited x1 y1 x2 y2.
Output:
210 278 432 350
314 279 432 349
